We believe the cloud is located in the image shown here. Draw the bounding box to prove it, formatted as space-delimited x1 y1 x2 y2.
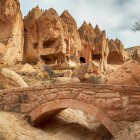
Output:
19 0 140 48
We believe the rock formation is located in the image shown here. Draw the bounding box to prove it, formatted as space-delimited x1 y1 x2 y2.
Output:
103 60 140 86
0 0 127 71
23 6 127 72
78 23 126 69
74 61 101 81
78 23 109 72
23 7 81 67
126 46 140 63
0 0 23 66
132 48 140 62
0 68 28 89
107 39 127 64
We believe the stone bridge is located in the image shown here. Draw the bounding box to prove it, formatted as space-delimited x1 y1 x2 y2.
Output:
0 83 140 137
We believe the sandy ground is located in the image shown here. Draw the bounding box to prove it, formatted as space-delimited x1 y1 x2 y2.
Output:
0 111 57 140
0 109 112 140
113 122 140 140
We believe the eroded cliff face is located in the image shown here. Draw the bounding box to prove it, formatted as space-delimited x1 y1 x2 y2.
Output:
23 6 127 71
0 0 23 66
107 39 127 64
23 7 81 66
78 22 127 72
0 1 127 70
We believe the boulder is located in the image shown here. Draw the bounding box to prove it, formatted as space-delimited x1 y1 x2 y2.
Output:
54 77 80 83
19 63 37 75
74 61 101 81
23 7 81 66
103 60 140 86
64 70 73 78
0 68 28 89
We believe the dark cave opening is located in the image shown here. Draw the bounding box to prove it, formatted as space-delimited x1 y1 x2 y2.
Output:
43 39 55 49
92 54 102 61
80 57 86 63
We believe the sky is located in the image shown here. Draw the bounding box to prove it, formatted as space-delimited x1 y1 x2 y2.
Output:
19 0 140 48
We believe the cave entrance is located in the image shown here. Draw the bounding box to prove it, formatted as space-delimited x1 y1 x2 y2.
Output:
40 52 65 65
80 57 86 63
40 55 57 64
43 39 56 49
92 54 102 61
33 43 38 49
107 52 124 64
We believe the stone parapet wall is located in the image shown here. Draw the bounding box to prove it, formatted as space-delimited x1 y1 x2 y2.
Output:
0 83 139 122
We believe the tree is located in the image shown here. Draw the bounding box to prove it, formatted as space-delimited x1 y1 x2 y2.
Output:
132 20 140 32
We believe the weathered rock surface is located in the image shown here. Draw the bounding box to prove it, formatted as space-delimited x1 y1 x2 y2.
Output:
132 48 140 62
74 61 101 81
0 0 23 66
23 6 126 72
19 63 37 75
0 111 56 140
108 39 126 64
114 122 140 140
23 7 81 67
78 22 126 73
64 70 73 78
126 46 140 63
0 68 28 89
103 60 140 86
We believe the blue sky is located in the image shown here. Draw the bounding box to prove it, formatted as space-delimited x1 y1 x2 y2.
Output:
19 0 140 48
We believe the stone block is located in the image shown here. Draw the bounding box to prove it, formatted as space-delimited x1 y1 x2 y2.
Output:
38 95 46 104
35 85 45 90
92 98 107 109
13 104 20 112
107 98 122 109
4 104 14 111
31 101 40 110
28 94 38 102
21 93 29 103
96 89 112 93
96 92 120 98
124 105 140 121
130 95 140 104
58 91 71 99
11 95 21 104
122 96 129 108
83 90 95 95
46 93 58 102
107 110 124 121
14 88 24 92
77 93 92 104
71 91 79 99
3 95 12 104
20 103 32 113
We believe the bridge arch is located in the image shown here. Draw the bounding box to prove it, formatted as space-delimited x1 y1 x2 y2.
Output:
29 99 120 137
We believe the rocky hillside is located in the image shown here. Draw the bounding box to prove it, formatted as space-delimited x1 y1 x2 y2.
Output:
126 46 140 57
125 46 140 62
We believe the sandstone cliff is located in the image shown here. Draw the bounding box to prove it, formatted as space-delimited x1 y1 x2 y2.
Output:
0 0 23 66
24 7 81 66
78 23 126 67
23 6 126 71
0 1 127 72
